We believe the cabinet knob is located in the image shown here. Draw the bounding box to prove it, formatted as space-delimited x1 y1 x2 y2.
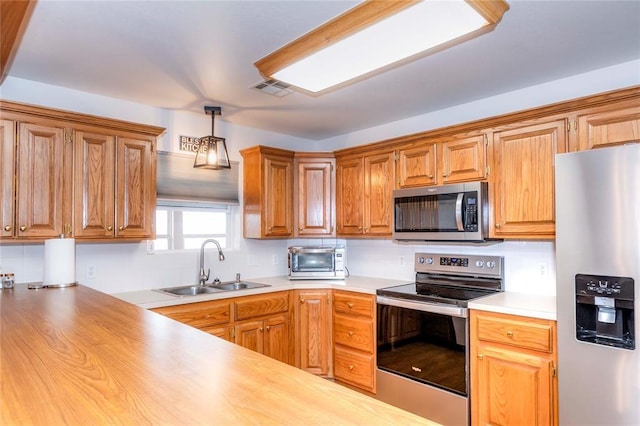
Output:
118 226 124 231
506 330 514 338
265 326 271 331
347 303 354 309
19 225 27 232
478 354 484 360
3 225 11 232
300 298 305 304
348 365 355 371
495 223 501 229
107 226 113 231
348 331 354 337
428 174 433 179
443 173 448 177
259 327 264 332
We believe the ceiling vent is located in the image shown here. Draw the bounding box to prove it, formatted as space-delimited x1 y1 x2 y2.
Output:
251 79 294 98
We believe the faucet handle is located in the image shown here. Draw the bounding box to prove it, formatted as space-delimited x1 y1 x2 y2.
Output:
236 273 241 283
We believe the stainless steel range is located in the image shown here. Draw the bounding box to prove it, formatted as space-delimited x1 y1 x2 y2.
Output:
376 253 504 425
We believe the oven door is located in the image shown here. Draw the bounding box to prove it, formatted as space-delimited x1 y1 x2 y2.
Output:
376 296 468 396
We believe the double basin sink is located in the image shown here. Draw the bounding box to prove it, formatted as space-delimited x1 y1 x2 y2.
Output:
156 281 270 297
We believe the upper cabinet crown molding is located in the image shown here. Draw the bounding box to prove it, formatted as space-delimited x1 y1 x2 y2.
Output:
0 100 165 137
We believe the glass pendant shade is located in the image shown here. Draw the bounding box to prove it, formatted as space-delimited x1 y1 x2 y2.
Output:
194 106 231 169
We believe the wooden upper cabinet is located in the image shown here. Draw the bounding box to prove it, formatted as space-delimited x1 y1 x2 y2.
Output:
575 104 640 150
336 149 394 237
240 145 294 239
441 134 487 184
15 122 68 239
396 141 437 188
363 151 395 236
73 131 115 238
336 156 363 236
115 136 155 239
396 133 487 188
0 101 164 242
294 153 335 237
489 119 567 239
0 119 16 238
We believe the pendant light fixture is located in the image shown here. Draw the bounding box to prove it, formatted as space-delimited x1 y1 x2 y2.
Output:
255 0 509 93
193 106 231 169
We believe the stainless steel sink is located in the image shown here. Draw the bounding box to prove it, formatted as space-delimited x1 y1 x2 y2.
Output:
156 281 270 297
209 281 269 291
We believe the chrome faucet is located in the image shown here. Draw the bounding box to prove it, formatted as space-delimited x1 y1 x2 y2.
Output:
199 239 225 285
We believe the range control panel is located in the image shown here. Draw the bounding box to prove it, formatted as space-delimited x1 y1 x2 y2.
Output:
415 253 503 279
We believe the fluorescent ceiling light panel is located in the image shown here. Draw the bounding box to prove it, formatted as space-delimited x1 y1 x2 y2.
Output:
256 0 509 93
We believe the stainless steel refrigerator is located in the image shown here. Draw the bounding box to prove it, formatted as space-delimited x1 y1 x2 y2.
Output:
555 144 639 425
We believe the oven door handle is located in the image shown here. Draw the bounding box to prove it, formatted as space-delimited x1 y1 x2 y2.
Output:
455 192 464 231
376 296 468 318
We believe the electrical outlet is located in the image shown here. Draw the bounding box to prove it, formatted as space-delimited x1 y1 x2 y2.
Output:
538 262 547 276
399 256 405 266
87 264 97 279
272 255 278 265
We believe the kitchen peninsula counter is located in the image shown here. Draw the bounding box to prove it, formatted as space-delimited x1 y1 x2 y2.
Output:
0 284 434 425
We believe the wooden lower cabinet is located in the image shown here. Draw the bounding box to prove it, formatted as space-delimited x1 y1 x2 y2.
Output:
470 310 558 426
152 291 293 365
332 290 376 393
294 289 332 376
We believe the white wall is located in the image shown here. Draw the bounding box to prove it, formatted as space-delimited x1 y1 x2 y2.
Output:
1 59 638 295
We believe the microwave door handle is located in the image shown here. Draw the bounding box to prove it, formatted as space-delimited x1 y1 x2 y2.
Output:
455 193 464 231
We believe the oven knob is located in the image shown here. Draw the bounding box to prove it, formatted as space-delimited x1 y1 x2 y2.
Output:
418 257 425 264
426 257 434 264
486 261 496 269
475 260 485 268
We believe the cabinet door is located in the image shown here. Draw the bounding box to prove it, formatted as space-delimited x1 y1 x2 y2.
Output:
263 314 290 364
15 123 66 238
397 142 437 188
296 290 332 376
263 155 293 237
473 344 555 426
74 131 115 238
441 134 486 184
0 120 15 238
115 136 155 238
363 151 394 236
235 320 265 354
577 105 640 150
295 158 335 237
490 120 567 238
336 157 363 235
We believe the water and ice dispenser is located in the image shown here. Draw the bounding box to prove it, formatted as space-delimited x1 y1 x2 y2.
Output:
575 274 635 350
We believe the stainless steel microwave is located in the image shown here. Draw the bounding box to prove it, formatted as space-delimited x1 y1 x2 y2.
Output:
288 246 346 280
392 181 494 242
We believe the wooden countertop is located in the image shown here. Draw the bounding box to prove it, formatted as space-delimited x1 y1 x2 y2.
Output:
0 284 435 425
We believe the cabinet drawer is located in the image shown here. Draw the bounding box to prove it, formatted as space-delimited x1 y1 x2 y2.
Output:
235 292 289 321
334 346 375 392
334 291 374 317
475 312 553 353
334 313 374 353
152 300 231 329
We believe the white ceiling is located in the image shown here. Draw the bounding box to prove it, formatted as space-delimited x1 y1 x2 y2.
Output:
7 0 640 141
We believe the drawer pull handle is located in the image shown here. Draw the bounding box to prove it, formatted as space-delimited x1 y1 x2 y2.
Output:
349 365 354 371
506 331 514 338
347 303 354 309
411 366 422 373
348 331 354 337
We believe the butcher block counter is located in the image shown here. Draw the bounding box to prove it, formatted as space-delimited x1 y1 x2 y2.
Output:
0 284 435 425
